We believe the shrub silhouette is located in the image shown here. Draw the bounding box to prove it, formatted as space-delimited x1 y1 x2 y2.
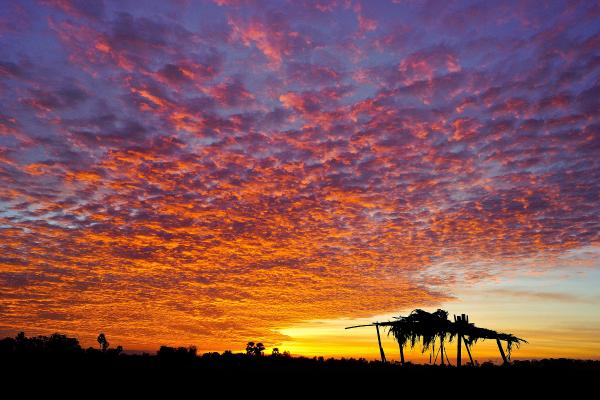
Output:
0 331 83 355
158 345 197 361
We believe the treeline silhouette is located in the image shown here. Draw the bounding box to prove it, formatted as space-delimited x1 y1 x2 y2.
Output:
0 331 123 356
1 332 598 394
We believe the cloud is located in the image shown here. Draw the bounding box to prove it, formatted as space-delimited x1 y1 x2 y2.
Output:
42 0 105 21
0 0 598 352
487 289 595 304
22 86 88 112
228 11 315 67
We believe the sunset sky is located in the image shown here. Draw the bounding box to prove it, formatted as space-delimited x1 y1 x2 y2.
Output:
1 0 599 361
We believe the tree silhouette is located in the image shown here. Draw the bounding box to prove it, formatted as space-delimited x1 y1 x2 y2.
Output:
254 342 265 356
271 347 280 356
245 341 265 356
97 333 109 352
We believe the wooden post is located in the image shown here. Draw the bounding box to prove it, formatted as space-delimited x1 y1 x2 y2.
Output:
496 338 508 365
457 332 462 367
463 337 474 365
455 314 462 367
399 341 405 365
375 324 386 363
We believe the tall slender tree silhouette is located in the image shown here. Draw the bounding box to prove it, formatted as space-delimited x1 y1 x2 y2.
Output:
97 333 109 352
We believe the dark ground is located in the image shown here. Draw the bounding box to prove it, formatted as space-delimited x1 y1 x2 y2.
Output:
2 333 598 396
2 353 598 396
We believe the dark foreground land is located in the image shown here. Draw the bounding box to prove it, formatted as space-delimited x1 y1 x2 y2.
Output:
2 334 598 395
3 354 599 396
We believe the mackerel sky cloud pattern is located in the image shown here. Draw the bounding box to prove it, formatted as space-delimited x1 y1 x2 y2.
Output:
0 0 599 350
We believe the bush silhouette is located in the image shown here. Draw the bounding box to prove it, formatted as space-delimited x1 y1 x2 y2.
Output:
0 331 83 355
158 345 197 361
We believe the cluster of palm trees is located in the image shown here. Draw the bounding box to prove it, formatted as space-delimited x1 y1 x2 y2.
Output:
245 341 265 356
347 309 527 366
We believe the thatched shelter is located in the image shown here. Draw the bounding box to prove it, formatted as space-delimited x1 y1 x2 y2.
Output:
346 309 526 366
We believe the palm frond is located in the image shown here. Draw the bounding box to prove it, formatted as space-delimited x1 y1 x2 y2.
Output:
380 308 526 360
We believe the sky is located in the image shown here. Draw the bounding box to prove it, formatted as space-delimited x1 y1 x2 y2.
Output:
0 0 599 361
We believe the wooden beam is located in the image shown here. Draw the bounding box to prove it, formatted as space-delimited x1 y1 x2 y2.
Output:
463 337 474 365
375 324 386 363
345 324 376 329
456 313 465 367
496 338 508 365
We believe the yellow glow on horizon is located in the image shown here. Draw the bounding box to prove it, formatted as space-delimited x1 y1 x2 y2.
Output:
275 297 600 362
278 318 600 362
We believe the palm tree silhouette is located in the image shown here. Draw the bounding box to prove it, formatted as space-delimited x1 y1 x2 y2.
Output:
97 333 109 352
246 341 266 356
